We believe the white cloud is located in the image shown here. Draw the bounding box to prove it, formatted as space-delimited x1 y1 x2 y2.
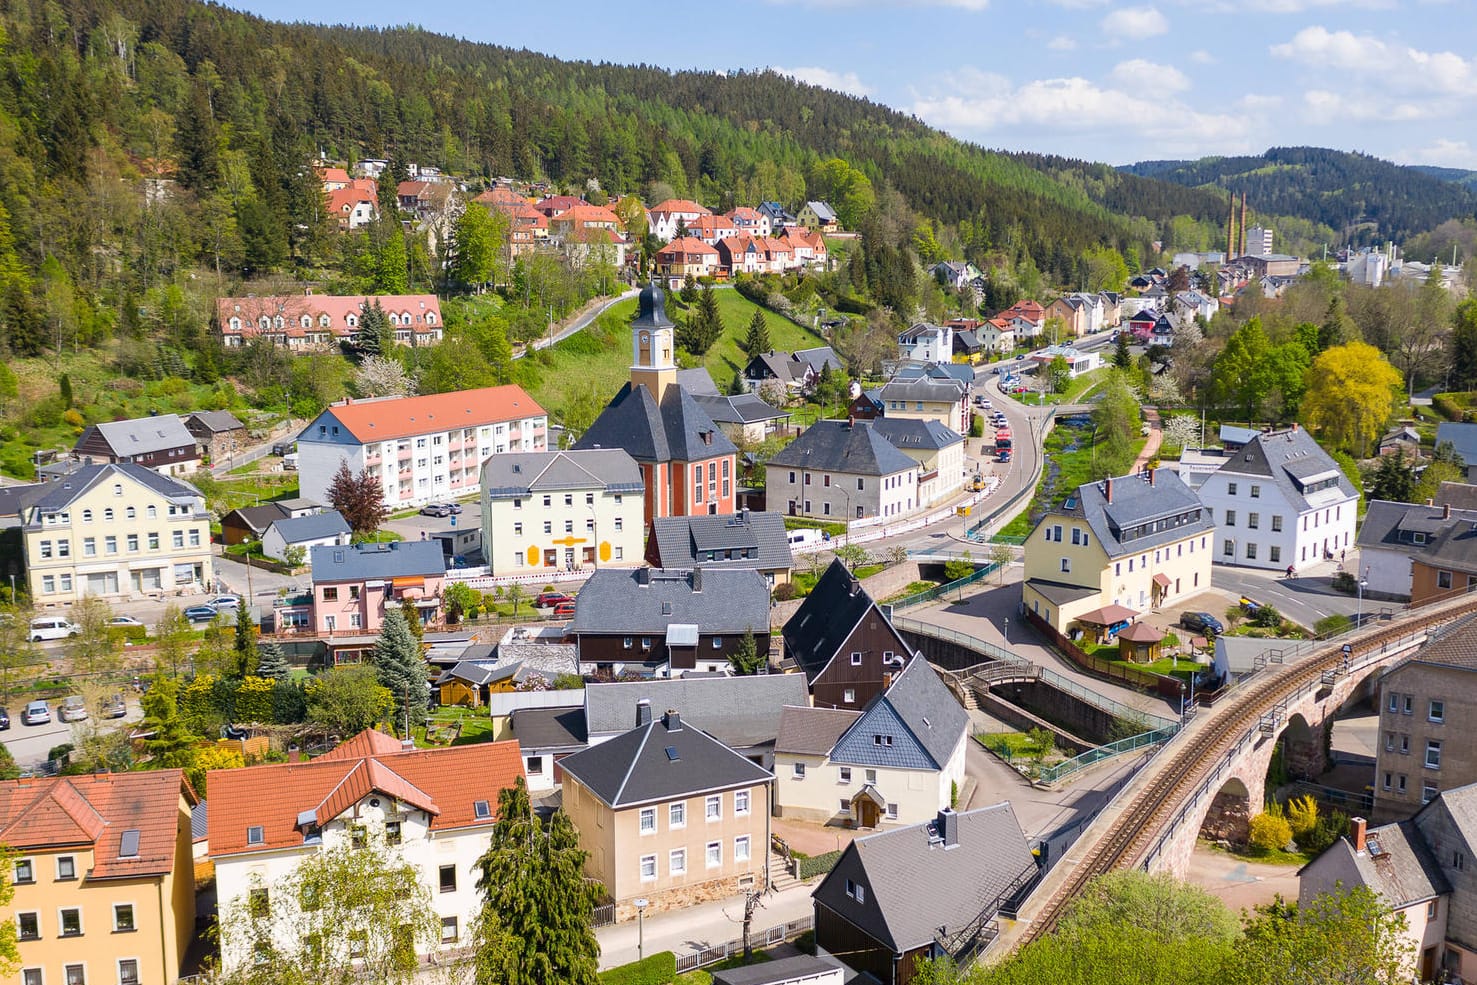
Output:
1189 49 1215 64
1047 35 1078 51
765 0 989 7
1110 58 1190 95
1229 0 1393 10
770 66 874 97
1099 6 1169 40
1271 26 1477 98
1395 138 1477 170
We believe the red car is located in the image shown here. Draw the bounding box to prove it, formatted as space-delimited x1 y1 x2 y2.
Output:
551 601 576 618
535 591 574 608
1012 385 1028 394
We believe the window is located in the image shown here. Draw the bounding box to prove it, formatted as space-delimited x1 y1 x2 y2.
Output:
639 854 657 881
1383 772 1392 790
22 971 41 985
1272 515 1283 532
117 961 138 985
792 763 806 779
385 821 402 846
147 505 156 519
147 533 158 550
873 734 893 746
670 802 686 828
1424 783 1440 805
1250 485 1261 498
1225 510 1236 526
172 531 184 549
60 909 82 937
735 790 750 815
1439 570 1454 590
706 842 721 868
1270 546 1281 563
1399 774 1408 793
640 808 656 834
39 540 51 559
439 865 457 893
839 798 852 813
1385 732 1395 752
1388 691 1399 713
105 536 117 554
1248 513 1259 529
104 509 115 522
41 576 54 594
1228 482 1238 495
1246 543 1257 560
126 534 139 553
17 912 39 940
670 848 687 875
322 587 339 602
56 856 76 880
735 835 751 861
525 756 544 776
850 651 862 665
706 795 721 820
66 967 85 985
1060 557 1071 573
1430 700 1445 723
1402 735 1411 754
1427 740 1443 769
843 688 856 704
886 803 899 819
865 769 878 784
1405 695 1414 715
84 537 96 557
845 879 866 902
839 766 852 783
189 529 201 547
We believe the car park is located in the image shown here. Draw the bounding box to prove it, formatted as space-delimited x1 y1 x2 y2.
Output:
551 600 576 618
29 616 79 642
22 700 51 725
184 605 218 622
535 592 574 608
1180 611 1224 635
59 695 88 722
420 503 453 517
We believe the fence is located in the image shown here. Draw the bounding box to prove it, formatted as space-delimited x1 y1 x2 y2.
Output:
672 916 815 974
889 563 999 611
965 407 1058 542
591 903 615 928
1022 608 1184 700
1036 724 1181 785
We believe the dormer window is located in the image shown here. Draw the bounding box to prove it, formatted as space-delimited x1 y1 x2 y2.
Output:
473 800 491 820
246 825 265 846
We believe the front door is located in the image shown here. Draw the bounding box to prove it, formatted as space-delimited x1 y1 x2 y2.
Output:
855 798 880 829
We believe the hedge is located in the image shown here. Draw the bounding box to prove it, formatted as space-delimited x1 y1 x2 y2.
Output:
797 850 843 880
599 951 677 985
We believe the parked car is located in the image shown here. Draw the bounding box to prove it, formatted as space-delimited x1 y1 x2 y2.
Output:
206 595 242 610
184 605 218 622
995 437 1013 449
271 441 295 456
447 503 464 515
420 503 452 518
102 693 127 719
109 615 145 627
29 616 79 642
59 695 88 723
998 449 1012 463
22 700 51 725
0 706 10 730
1180 611 1224 635
551 600 576 618
535 592 574 608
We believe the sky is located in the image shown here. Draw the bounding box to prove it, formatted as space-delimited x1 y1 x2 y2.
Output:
228 0 1477 169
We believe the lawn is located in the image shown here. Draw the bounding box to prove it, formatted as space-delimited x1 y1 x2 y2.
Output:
512 288 826 428
417 706 495 748
193 472 301 517
996 423 1146 539
790 561 887 596
1083 643 1201 684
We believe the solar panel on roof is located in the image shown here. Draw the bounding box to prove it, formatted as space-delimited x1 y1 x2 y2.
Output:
665 746 680 761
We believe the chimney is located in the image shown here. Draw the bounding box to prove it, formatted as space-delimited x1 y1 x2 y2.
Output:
1104 476 1113 504
1291 422 1298 432
636 567 651 587
692 567 703 593
846 415 855 428
1427 498 1436 507
937 807 959 848
1148 467 1157 487
636 699 652 727
1350 816 1368 854
1240 193 1248 257
401 738 416 752
287 746 301 764
663 709 682 732
1445 503 1453 520
1227 195 1237 260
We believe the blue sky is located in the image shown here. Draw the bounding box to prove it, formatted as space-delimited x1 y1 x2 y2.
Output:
230 0 1477 168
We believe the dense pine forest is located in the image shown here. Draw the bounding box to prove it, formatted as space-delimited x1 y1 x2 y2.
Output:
1124 147 1477 247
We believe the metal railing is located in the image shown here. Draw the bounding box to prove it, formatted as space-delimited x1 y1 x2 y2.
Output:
890 563 999 611
965 407 1058 542
672 916 815 973
1036 725 1181 785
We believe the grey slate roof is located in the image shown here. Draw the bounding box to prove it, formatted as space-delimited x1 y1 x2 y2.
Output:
746 351 810 385
494 642 579 680
85 414 197 457
481 449 644 500
775 705 861 756
794 347 842 375
510 706 587 750
585 674 810 748
0 482 47 527
574 381 738 465
1051 469 1214 560
1321 820 1449 908
711 955 844 985
648 511 794 572
435 660 498 687
812 803 1037 952
24 463 204 518
783 560 910 682
191 801 208 841
1437 482 1477 512
1219 424 1261 447
805 201 838 223
692 393 789 426
768 420 916 477
225 503 292 535
828 658 968 770
186 410 245 433
868 418 964 452
556 710 774 809
1398 613 1477 673
676 367 721 395
569 567 771 636
875 378 966 404
266 511 350 545
1357 500 1477 556
1438 422 1477 467
1211 427 1358 511
309 540 445 582
893 362 975 386
1023 579 1100 606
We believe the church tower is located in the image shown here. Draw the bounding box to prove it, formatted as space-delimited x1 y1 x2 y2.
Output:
630 279 677 402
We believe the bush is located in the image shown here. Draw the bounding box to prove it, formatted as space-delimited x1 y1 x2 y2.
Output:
797 850 843 880
794 930 816 955
1315 614 1352 636
1299 808 1349 856
1248 811 1293 854
1286 794 1318 840
772 581 797 601
970 416 984 438
1251 603 1282 628
599 950 677 985
1434 393 1465 421
1331 571 1358 594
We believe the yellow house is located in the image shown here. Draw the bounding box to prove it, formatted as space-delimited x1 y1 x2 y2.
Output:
2 770 198 985
1022 468 1215 638
21 462 213 605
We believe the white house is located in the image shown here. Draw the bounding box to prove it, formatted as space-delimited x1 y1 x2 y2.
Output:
207 731 526 972
896 323 953 364
773 658 968 828
648 198 712 242
297 386 547 511
260 510 351 562
767 420 921 521
1030 344 1101 377
479 449 646 575
1197 425 1359 572
1170 290 1218 328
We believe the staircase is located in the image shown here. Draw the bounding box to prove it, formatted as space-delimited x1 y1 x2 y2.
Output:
768 852 801 893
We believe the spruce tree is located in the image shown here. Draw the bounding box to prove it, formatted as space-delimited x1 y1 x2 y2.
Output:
355 298 392 356
233 607 257 677
742 308 771 360
371 609 428 730
1114 330 1131 369
256 642 291 681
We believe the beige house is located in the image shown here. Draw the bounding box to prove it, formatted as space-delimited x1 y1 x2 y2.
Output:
1372 616 1477 822
479 449 646 575
1022 469 1215 637
22 463 213 605
868 419 967 509
873 378 968 434
558 702 773 919
773 659 968 829
3 771 198 985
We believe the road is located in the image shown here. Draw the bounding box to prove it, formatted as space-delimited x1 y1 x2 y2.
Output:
1 697 144 770
1211 560 1373 630
515 287 639 360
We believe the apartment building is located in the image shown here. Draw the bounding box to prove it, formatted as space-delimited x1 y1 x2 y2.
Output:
298 387 547 510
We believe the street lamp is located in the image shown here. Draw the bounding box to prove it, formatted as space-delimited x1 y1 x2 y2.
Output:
1357 566 1369 626
634 898 648 961
1003 616 1009 645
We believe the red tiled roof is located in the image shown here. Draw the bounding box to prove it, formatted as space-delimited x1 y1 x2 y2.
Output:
319 728 405 761
216 294 441 341
322 385 545 443
655 236 720 258
317 167 351 185
650 199 712 217
554 204 621 227
534 195 585 216
475 187 531 208
726 207 763 221
207 734 524 857
686 215 735 236
327 187 376 216
0 771 193 880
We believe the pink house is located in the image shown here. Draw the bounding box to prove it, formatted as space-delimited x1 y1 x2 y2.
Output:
309 540 447 635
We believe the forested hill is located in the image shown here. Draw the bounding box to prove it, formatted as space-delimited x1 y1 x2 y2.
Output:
1122 147 1477 246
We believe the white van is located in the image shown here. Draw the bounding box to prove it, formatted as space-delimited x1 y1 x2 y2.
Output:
282 453 299 471
786 528 824 548
29 617 79 642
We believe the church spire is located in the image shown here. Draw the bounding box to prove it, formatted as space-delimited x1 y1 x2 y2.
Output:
631 279 677 401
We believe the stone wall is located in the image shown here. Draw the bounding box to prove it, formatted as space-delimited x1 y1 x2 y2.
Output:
613 871 758 922
975 689 1093 754
996 680 1124 745
1200 790 1253 845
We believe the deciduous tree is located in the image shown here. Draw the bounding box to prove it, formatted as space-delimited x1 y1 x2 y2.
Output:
306 665 392 737
325 461 388 537
1301 341 1402 456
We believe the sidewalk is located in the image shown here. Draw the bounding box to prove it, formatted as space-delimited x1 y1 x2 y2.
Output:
596 883 816 970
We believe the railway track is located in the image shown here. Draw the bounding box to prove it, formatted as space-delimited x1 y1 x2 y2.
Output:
1018 591 1477 946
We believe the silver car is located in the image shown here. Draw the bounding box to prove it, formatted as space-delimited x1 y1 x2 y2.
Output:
59 695 88 722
